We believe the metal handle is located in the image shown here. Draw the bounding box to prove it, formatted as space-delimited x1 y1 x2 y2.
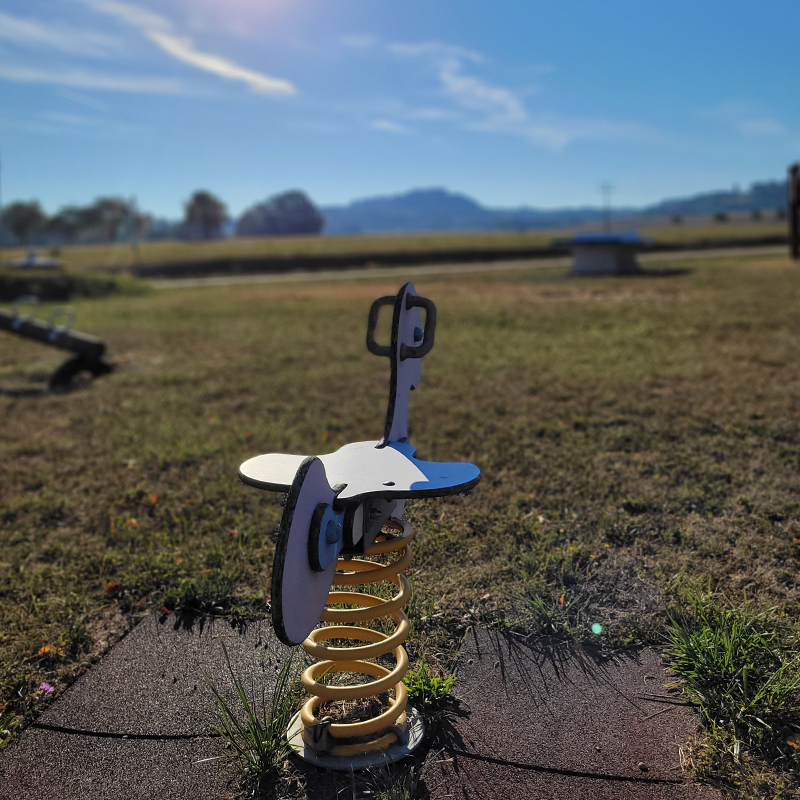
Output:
400 295 436 360
12 296 39 325
366 296 395 357
46 307 75 341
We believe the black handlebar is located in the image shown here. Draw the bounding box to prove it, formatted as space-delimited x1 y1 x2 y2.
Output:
366 293 437 361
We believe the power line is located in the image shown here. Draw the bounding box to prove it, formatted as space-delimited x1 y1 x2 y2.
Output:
600 181 614 233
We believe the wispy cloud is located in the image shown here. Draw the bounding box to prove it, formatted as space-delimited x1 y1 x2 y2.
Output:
0 11 120 57
83 0 296 96
340 34 377 50
407 107 459 121
437 57 651 148
1 109 149 139
148 31 295 96
55 88 111 111
387 41 483 63
44 111 100 127
738 117 786 136
0 63 182 93
701 102 787 138
438 57 526 124
42 110 146 135
82 0 171 34
370 119 413 135
350 36 648 150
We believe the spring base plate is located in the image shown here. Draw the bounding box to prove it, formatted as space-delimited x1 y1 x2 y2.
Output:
286 707 425 771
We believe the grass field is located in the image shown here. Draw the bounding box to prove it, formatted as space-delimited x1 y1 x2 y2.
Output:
0 215 787 275
1 251 799 796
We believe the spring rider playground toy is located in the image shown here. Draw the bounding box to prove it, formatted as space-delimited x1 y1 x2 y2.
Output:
238 283 480 769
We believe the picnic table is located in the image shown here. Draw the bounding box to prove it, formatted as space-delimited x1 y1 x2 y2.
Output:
557 232 647 276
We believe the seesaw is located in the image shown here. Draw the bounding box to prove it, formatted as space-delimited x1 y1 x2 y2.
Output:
239 282 480 768
0 296 113 390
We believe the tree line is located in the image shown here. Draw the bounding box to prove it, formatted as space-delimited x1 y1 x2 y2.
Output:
0 189 324 247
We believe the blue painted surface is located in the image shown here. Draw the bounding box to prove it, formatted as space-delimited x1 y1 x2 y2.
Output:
560 232 647 246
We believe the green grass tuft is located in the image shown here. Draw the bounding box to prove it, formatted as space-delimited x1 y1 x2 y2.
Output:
403 659 456 718
666 592 800 790
207 642 302 796
359 760 425 800
171 573 237 616
508 588 584 639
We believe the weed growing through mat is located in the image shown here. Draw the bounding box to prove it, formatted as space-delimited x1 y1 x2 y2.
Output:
403 659 456 721
665 592 800 790
358 759 425 799
207 642 302 796
0 706 20 749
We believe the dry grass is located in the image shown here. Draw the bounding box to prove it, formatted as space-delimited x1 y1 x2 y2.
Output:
1 251 799 794
0 214 786 275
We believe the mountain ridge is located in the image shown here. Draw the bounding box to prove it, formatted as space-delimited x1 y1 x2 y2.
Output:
321 180 788 234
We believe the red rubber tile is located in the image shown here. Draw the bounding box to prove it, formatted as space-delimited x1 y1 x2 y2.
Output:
0 613 291 800
423 627 720 800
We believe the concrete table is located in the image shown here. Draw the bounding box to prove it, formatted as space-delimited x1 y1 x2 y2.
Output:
558 233 647 277
8 249 64 270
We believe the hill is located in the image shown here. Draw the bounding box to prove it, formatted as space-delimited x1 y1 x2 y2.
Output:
321 180 789 234
321 188 613 234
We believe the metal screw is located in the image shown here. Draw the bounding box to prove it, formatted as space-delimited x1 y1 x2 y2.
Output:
325 519 342 544
414 326 423 342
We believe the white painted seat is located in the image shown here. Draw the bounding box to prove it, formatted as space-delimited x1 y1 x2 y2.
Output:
239 439 480 502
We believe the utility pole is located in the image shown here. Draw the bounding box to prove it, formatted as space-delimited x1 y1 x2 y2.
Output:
128 195 140 267
790 163 799 260
0 149 4 270
600 181 613 233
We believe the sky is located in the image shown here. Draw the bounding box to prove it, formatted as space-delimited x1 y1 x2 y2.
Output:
1 0 799 218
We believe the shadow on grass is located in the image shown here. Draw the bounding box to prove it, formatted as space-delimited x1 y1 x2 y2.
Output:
636 267 693 278
569 267 693 280
0 386 48 397
0 374 104 396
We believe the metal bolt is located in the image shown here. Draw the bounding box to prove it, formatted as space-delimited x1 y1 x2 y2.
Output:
325 519 342 544
414 326 423 342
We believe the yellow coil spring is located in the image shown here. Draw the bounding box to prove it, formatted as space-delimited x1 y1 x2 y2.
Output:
299 517 413 756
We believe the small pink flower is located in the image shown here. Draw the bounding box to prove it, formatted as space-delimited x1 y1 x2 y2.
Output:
40 682 54 694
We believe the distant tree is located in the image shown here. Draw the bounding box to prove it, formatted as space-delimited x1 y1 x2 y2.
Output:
184 191 228 239
1 200 46 245
713 212 729 223
236 191 324 237
132 211 152 239
47 198 130 244
751 209 762 221
776 208 787 221
47 206 83 244
671 215 683 225
93 197 129 242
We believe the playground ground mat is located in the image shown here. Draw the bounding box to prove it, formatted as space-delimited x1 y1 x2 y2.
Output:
0 613 718 800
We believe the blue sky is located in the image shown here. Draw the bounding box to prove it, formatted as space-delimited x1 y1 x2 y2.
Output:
1 0 798 218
